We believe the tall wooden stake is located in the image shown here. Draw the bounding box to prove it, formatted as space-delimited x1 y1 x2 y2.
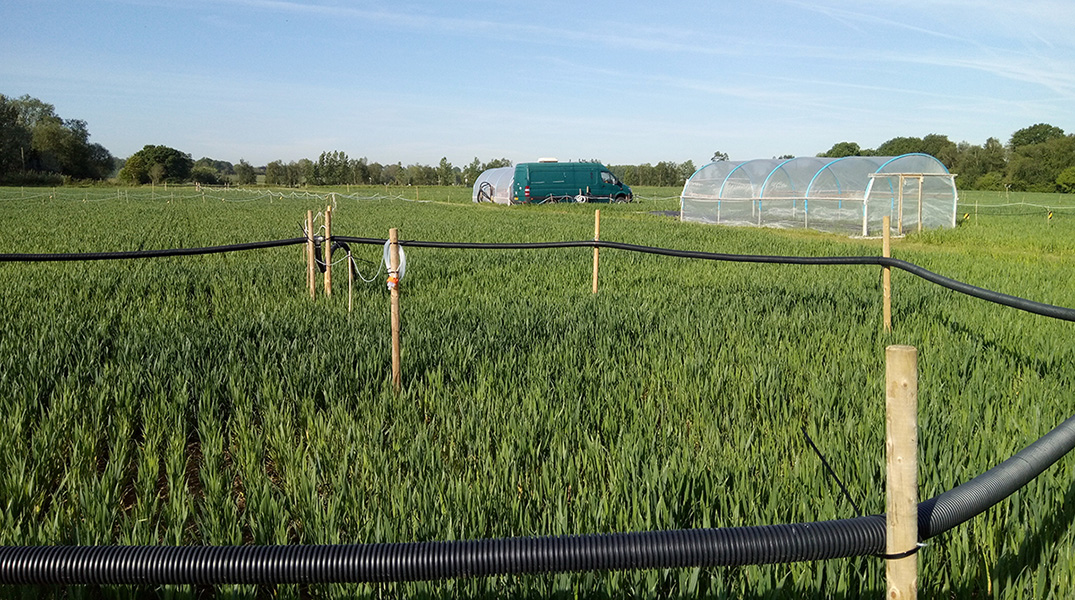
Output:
324 205 333 296
306 210 316 299
347 250 354 313
883 215 892 332
389 228 402 393
886 344 919 600
897 176 905 235
916 176 924 233
592 209 601 294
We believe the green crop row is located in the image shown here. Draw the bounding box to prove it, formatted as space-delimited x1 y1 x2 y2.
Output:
0 186 1072 598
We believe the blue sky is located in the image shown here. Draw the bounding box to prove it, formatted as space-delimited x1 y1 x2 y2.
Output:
2 0 1073 168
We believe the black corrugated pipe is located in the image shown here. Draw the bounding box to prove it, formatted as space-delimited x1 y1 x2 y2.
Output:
2 415 1072 587
333 237 1075 322
0 238 307 262
3 236 1073 322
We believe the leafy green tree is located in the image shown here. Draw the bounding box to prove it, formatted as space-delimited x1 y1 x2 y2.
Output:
383 163 404 185
297 158 315 185
0 96 31 179
235 159 257 185
149 163 166 185
1007 135 1075 192
437 157 455 185
654 161 680 186
634 163 654 185
314 151 351 185
118 145 193 184
711 151 729 162
405 163 437 185
459 157 514 186
9 95 56 129
818 141 861 158
953 137 1007 189
609 165 634 185
194 157 234 174
1009 123 1065 151
982 137 1007 171
462 157 482 186
920 134 957 168
482 158 512 170
279 161 302 187
190 165 221 185
349 157 370 184
0 94 113 180
118 153 147 184
264 160 286 186
867 134 957 168
1057 166 1075 193
975 171 1005 191
678 160 696 182
874 136 923 157
367 162 384 185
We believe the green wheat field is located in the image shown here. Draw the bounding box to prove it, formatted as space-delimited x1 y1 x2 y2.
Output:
0 185 1073 598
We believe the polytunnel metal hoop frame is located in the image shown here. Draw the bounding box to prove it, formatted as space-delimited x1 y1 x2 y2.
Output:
680 154 958 236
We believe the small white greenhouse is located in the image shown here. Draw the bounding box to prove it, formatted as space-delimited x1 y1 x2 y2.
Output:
680 154 958 236
471 167 515 205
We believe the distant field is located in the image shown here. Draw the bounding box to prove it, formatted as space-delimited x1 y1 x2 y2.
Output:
0 185 1073 598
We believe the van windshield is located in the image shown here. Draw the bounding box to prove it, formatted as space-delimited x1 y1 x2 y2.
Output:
601 171 620 185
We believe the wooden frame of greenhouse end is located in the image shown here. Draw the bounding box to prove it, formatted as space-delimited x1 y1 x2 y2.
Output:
865 172 958 237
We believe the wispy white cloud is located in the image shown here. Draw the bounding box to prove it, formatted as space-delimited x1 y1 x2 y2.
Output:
782 0 974 44
141 0 754 58
16 0 1074 164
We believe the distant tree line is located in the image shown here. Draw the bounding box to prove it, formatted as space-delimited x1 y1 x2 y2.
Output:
263 154 513 187
607 161 697 187
818 125 1075 193
0 94 115 184
117 147 258 186
5 94 1075 192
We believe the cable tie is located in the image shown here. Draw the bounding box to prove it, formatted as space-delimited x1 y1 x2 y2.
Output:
876 542 927 560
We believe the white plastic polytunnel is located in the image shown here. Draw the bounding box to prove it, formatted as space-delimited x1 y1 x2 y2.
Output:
680 154 958 236
472 167 515 204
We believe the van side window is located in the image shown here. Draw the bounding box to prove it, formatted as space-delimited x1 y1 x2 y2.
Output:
601 171 617 185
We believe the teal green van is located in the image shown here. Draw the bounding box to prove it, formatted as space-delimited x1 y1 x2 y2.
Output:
512 161 631 203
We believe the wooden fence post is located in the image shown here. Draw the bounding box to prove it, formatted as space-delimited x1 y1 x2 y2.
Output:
592 209 601 294
389 228 402 393
916 176 924 233
324 205 333 297
897 175 905 235
883 215 892 332
306 210 316 299
886 344 919 600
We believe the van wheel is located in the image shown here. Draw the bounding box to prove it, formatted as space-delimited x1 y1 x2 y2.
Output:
614 194 628 203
